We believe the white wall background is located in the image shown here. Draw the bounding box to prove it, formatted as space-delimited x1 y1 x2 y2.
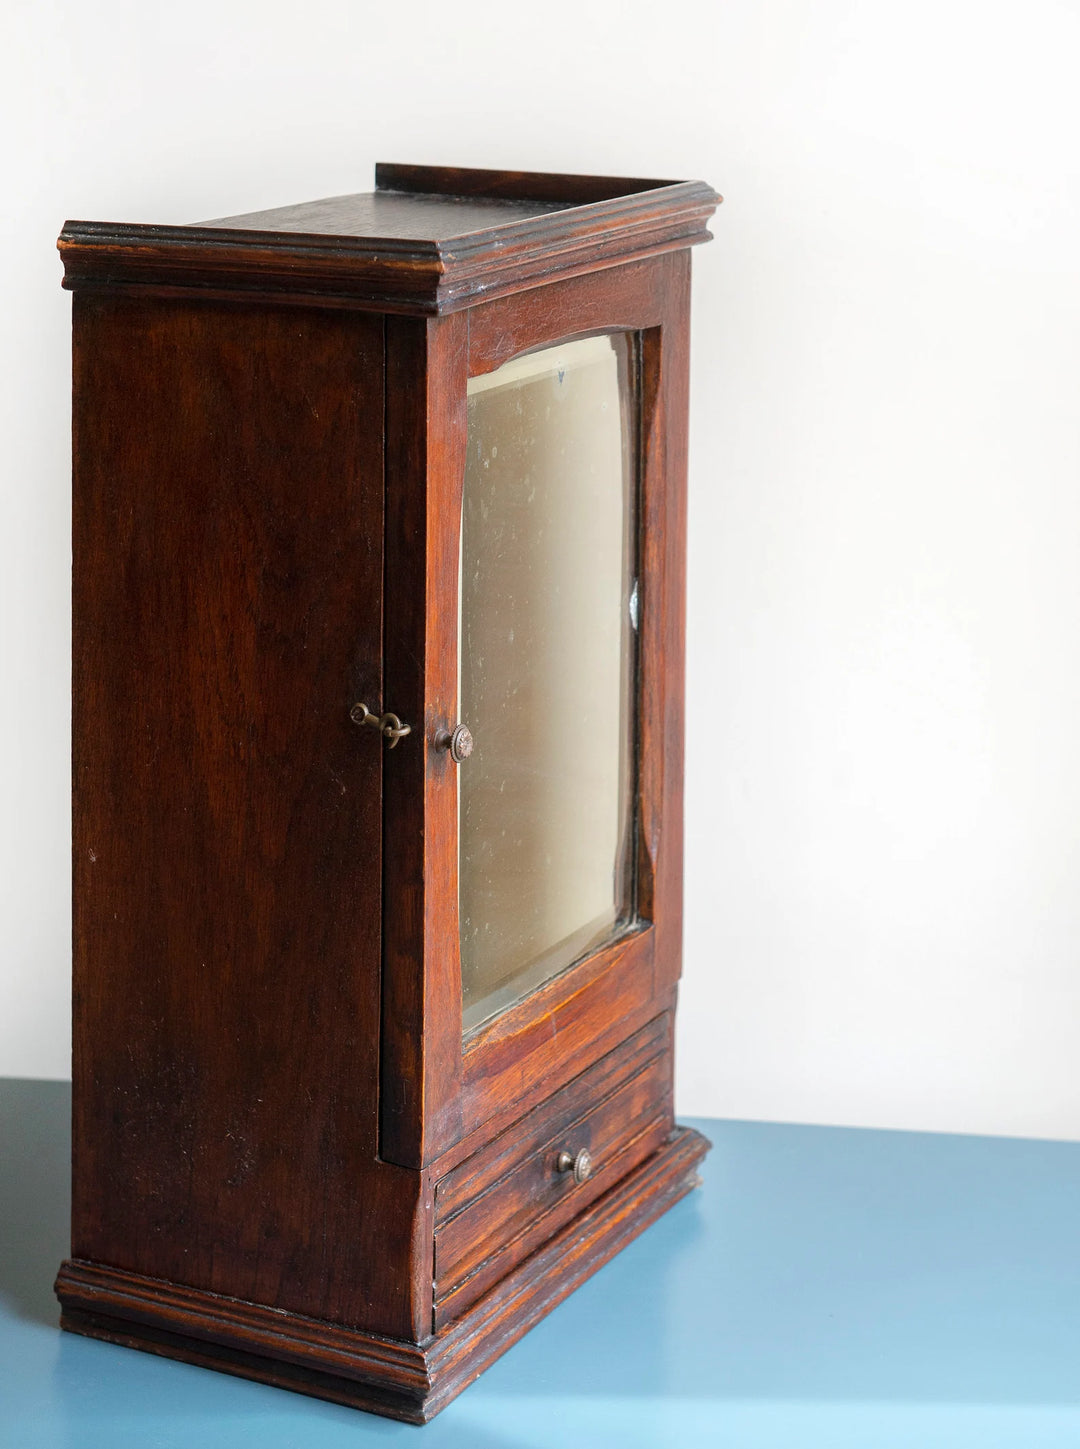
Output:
4 0 1080 1139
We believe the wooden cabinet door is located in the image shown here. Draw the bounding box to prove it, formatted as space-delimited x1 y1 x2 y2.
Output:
380 252 692 1169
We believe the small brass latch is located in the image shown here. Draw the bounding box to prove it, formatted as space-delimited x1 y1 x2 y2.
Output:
350 703 412 749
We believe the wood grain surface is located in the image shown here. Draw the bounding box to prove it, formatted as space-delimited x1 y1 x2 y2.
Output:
57 1125 709 1422
58 164 720 315
71 294 429 1339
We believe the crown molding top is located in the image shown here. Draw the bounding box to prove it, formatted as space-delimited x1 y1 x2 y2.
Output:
58 163 722 315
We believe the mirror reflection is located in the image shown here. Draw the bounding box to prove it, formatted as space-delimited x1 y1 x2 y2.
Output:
459 333 638 1032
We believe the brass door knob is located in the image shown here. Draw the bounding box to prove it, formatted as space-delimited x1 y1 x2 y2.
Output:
441 723 473 764
556 1147 593 1185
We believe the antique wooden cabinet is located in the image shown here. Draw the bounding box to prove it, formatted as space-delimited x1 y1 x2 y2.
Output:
54 163 720 1421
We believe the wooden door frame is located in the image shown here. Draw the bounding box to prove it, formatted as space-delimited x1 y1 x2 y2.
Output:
379 250 693 1169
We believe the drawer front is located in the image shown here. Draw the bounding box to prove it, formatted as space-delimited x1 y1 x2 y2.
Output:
433 1014 673 1328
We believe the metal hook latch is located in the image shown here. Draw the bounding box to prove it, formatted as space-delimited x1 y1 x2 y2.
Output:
350 702 412 749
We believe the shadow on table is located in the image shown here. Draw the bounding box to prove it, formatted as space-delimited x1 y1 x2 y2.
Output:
6 1082 1080 1411
0 1077 69 1327
482 1116 1080 1407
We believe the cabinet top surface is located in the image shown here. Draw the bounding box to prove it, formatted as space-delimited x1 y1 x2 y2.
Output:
58 163 720 315
200 187 574 244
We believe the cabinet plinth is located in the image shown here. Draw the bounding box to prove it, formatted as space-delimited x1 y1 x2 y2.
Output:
57 163 720 1421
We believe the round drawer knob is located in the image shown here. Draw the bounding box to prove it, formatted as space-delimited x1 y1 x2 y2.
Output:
556 1147 593 1185
446 724 474 764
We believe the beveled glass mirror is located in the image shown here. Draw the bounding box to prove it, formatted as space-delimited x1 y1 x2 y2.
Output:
458 332 639 1031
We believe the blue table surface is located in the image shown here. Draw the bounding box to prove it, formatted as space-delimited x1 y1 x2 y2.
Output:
3 1081 1080 1448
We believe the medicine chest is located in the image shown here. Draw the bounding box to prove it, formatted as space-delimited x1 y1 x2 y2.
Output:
55 163 720 1421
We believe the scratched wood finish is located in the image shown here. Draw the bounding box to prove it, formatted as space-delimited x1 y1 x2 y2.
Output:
68 293 430 1340
57 1124 709 1422
380 254 692 1168
374 162 677 204
380 311 469 1166
437 253 692 1153
435 1015 670 1221
58 164 719 1420
433 1019 673 1328
57 164 720 316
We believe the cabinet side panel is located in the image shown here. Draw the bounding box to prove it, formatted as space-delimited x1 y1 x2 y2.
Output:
70 295 414 1331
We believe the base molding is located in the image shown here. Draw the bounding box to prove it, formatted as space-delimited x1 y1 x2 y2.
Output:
56 1124 708 1423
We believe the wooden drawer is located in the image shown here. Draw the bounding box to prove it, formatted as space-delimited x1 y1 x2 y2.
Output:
433 1014 673 1328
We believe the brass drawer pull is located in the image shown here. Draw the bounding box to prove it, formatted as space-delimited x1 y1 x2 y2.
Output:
350 702 411 749
555 1147 593 1185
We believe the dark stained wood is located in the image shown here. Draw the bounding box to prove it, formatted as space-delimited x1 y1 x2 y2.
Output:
56 1260 436 1422
56 1124 709 1422
437 1015 670 1221
640 250 693 989
60 165 719 1420
203 189 573 238
434 1020 673 1327
467 254 668 374
70 293 429 1340
432 254 693 1149
380 311 469 1167
459 929 658 1137
375 162 677 204
57 163 720 316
